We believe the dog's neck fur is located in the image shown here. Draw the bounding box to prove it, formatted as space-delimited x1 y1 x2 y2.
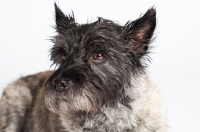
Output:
59 74 165 132
60 99 136 132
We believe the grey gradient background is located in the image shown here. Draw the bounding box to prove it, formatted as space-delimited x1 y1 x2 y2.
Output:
0 0 200 131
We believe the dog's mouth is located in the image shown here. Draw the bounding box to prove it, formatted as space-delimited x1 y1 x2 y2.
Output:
45 80 103 115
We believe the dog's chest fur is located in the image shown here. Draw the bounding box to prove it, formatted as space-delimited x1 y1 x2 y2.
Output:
60 103 136 131
83 104 137 131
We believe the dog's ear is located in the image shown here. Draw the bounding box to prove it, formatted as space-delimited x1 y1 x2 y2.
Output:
124 8 156 55
54 3 75 33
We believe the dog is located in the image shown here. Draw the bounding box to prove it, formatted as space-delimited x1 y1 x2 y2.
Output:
0 3 166 132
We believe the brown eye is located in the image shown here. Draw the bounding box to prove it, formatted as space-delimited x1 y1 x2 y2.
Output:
93 53 104 61
61 52 67 60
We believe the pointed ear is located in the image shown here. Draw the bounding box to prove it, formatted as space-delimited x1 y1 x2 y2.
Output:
54 3 75 32
124 8 156 55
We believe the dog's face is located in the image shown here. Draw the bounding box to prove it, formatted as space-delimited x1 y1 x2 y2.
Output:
45 4 156 115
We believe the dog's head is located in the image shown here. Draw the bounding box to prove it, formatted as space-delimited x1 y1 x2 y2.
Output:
45 4 156 115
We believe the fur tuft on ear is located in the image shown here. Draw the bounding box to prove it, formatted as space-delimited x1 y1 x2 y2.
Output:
54 3 75 33
124 8 156 56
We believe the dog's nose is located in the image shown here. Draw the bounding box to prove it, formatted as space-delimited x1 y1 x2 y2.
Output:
52 78 70 93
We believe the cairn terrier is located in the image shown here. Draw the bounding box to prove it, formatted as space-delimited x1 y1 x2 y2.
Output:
0 3 166 132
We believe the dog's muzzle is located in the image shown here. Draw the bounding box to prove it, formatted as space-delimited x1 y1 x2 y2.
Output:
52 78 71 93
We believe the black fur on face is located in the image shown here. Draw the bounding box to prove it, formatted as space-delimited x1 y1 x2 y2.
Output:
45 3 156 115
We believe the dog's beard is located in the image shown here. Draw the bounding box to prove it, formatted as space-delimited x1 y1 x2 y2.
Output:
45 82 104 115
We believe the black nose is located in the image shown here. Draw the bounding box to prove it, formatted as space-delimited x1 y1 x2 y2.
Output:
52 78 70 93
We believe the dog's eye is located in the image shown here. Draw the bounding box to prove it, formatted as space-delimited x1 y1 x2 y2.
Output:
93 53 104 61
61 52 67 60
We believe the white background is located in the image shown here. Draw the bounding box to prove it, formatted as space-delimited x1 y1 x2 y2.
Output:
0 0 200 131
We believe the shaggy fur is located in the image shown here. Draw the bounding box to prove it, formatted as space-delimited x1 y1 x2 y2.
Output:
0 3 166 132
